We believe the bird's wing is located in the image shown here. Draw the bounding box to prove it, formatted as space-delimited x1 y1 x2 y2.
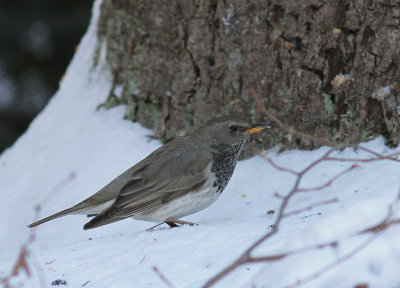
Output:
83 139 213 229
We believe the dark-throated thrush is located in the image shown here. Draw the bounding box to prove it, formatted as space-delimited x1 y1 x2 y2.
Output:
28 116 268 230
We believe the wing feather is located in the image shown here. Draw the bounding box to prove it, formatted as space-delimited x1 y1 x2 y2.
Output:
83 139 212 230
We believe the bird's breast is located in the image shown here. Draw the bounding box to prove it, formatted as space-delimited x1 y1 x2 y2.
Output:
211 140 244 193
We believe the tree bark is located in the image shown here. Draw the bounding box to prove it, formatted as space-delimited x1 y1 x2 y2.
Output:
95 0 400 153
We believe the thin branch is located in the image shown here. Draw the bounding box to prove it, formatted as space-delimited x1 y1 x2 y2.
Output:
152 267 175 288
286 183 400 287
247 240 338 263
42 171 77 203
1 172 77 288
257 151 298 175
283 198 339 218
297 164 358 192
284 233 379 288
251 88 339 147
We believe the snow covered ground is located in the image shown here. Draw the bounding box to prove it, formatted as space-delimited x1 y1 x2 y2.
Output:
1 1 400 287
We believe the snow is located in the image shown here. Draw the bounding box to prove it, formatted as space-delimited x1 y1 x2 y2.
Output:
1 1 400 287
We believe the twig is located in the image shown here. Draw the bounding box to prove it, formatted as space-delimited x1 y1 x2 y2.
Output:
283 198 339 218
297 164 358 192
251 88 339 147
284 233 379 288
42 171 77 203
1 172 77 288
152 267 175 288
1 206 41 288
285 187 400 288
256 150 298 175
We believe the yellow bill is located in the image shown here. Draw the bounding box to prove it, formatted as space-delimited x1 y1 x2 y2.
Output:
245 124 270 134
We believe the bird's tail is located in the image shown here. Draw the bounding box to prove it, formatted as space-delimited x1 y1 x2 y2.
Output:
27 207 82 228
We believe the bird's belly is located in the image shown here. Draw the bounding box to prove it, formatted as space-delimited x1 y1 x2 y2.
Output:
133 186 220 223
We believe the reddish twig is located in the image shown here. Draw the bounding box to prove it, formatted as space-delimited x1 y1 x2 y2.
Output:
43 171 77 203
284 188 400 288
152 267 175 288
284 233 379 288
1 172 77 288
283 198 339 218
1 206 40 288
297 164 359 192
257 151 298 175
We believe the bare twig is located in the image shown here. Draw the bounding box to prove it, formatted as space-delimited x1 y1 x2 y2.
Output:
256 150 298 175
283 198 339 218
251 88 339 147
152 267 175 288
1 172 77 288
284 233 379 288
297 164 358 192
284 187 400 288
42 171 77 203
1 206 40 288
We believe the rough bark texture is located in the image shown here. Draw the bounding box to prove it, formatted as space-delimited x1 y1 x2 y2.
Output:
95 0 400 153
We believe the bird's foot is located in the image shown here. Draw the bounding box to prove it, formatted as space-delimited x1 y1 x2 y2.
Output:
146 223 164 232
164 218 197 227
146 218 197 232
165 222 179 228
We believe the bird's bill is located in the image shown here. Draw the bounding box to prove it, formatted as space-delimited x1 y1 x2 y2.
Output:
245 124 270 134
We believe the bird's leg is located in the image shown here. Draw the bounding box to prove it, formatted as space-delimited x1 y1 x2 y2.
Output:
164 218 196 227
146 223 164 232
147 218 197 231
165 222 179 228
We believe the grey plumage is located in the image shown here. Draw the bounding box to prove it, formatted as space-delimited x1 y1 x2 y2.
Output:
28 116 268 230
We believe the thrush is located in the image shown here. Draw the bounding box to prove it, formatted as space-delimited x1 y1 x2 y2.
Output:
28 116 268 230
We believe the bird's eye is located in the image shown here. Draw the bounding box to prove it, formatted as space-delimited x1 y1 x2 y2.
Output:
230 125 238 132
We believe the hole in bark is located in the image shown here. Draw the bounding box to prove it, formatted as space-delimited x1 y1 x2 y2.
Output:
335 92 348 116
305 22 311 32
294 37 302 49
330 94 336 105
209 57 215 71
271 5 284 24
361 26 375 47
324 48 344 92
334 0 348 27
289 12 299 21
386 62 398 78
300 66 324 83
310 4 319 12
214 18 220 29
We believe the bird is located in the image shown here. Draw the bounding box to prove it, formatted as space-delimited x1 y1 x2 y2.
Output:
28 116 269 230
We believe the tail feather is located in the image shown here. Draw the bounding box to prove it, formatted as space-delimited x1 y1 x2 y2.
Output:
83 205 128 230
27 207 80 228
83 215 124 230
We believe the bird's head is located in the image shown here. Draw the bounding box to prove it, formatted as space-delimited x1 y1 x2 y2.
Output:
194 116 270 148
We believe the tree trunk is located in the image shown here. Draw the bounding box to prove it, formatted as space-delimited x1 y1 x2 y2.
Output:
95 0 400 153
